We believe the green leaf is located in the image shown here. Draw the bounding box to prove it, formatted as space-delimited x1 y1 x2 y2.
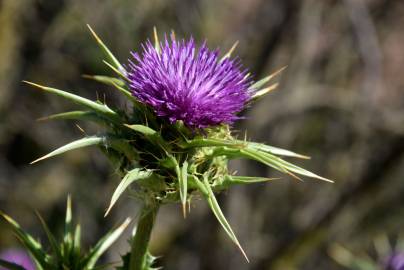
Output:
105 137 139 162
179 137 245 149
216 175 279 189
220 41 238 62
199 175 249 262
252 83 278 99
160 155 190 207
115 251 162 270
82 74 125 87
31 136 139 165
153 27 160 54
23 81 120 123
83 218 131 269
175 160 188 218
103 60 129 82
82 74 138 104
31 136 105 164
37 110 106 124
260 150 330 181
181 137 309 159
35 211 62 263
0 211 50 268
240 148 332 182
125 124 170 151
249 66 286 90
73 224 81 257
63 195 74 256
0 259 27 270
87 24 125 73
110 82 138 103
105 169 153 216
245 141 310 159
212 147 332 182
124 124 157 136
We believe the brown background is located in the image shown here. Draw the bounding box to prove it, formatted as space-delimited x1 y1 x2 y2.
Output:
0 0 403 269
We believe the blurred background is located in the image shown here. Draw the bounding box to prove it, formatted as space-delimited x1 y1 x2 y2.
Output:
0 0 403 269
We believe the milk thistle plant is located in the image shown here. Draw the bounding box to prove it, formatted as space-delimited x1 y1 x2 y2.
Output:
2 26 331 270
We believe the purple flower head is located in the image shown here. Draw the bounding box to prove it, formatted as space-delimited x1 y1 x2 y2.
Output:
385 252 404 270
0 249 35 270
128 36 252 128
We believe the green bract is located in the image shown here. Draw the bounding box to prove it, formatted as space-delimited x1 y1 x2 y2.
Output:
25 25 332 264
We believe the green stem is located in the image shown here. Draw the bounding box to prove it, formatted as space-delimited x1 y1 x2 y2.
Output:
129 202 159 270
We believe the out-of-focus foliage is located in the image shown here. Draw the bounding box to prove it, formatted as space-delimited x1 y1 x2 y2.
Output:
0 0 403 270
329 234 404 270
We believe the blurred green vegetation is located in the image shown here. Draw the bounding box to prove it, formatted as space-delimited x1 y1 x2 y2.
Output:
0 0 403 269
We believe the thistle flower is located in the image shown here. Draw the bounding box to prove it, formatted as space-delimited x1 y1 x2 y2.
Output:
0 249 35 270
128 37 251 128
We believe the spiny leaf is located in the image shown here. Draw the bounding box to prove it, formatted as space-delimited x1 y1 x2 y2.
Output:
190 175 208 196
63 195 73 255
31 136 105 164
220 41 239 62
23 81 120 123
252 83 278 99
227 147 302 180
110 82 138 103
104 138 140 162
212 147 332 182
166 155 189 216
83 218 131 269
240 148 332 182
37 110 105 124
103 60 129 82
105 169 153 216
182 137 329 181
73 224 81 257
181 137 309 159
217 175 279 189
124 124 157 136
177 161 188 218
32 136 138 165
87 24 125 73
82 74 137 103
0 211 49 268
153 27 160 54
125 124 169 150
243 141 310 159
249 66 287 90
0 259 27 270
180 137 245 149
261 151 332 182
200 175 249 262
82 74 125 87
35 211 62 263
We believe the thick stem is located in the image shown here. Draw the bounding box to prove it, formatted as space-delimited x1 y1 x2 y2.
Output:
129 203 159 270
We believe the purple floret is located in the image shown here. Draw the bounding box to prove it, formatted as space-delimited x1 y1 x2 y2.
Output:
0 249 36 270
127 37 252 128
386 252 404 270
